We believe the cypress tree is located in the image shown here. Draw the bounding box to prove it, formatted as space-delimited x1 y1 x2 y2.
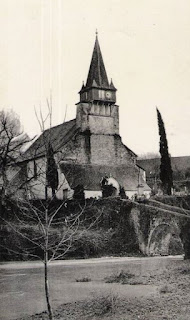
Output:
46 142 59 198
156 108 173 195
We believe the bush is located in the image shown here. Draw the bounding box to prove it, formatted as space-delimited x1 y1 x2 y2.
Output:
75 277 91 282
153 195 190 210
105 270 135 284
87 293 119 316
0 198 140 261
70 229 113 258
159 284 172 294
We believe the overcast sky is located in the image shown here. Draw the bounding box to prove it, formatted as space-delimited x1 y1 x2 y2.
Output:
1 0 190 157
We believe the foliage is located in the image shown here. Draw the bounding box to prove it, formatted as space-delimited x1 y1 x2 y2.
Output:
73 184 85 203
88 293 119 316
180 220 190 259
105 270 135 284
153 195 190 210
70 229 113 258
119 186 127 199
159 284 172 294
138 205 151 245
185 167 190 179
0 198 141 260
168 235 184 255
156 108 173 195
75 277 91 282
102 184 117 197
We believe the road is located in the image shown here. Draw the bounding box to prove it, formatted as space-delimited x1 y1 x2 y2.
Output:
0 255 183 320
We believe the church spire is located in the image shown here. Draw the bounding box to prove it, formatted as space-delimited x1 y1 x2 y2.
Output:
86 32 109 88
78 33 116 105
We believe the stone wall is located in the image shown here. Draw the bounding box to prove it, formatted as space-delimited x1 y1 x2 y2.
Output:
88 115 114 134
90 134 115 164
114 135 136 165
58 132 90 164
76 102 119 135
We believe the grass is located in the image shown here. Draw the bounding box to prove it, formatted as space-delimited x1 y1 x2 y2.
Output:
87 292 119 316
179 266 190 274
159 284 173 294
15 258 190 320
104 270 145 285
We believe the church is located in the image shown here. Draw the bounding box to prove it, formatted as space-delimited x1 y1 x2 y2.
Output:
15 33 151 200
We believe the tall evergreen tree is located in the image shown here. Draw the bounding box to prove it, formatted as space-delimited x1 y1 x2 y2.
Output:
46 142 59 198
156 108 173 195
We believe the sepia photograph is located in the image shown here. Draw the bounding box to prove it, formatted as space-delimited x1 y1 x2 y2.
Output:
1 1 190 319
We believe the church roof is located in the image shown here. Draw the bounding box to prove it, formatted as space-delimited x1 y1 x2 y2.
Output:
60 163 151 191
18 119 77 162
86 34 109 88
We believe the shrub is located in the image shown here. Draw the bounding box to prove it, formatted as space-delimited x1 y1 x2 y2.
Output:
105 270 135 284
88 293 119 316
159 284 172 294
68 229 114 258
73 184 85 203
179 267 190 275
75 277 91 282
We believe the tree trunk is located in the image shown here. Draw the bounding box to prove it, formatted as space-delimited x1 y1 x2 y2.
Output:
44 204 53 320
1 166 8 206
45 186 48 201
44 254 53 320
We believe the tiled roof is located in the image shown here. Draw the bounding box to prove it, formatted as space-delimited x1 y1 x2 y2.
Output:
60 163 151 191
18 119 77 162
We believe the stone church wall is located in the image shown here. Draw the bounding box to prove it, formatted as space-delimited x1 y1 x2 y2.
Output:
90 134 115 164
114 135 136 165
58 132 90 164
89 115 114 135
76 103 119 135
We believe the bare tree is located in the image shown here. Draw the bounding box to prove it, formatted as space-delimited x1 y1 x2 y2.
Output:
0 109 32 207
0 104 103 320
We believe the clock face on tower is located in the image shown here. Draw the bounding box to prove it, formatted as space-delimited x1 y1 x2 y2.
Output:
106 91 112 99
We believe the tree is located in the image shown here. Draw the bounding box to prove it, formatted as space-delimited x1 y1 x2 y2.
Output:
1 196 101 320
0 104 103 320
46 142 59 199
156 108 173 195
73 184 85 203
0 110 30 207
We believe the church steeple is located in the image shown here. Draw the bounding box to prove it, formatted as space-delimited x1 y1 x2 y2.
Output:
79 32 117 105
86 32 109 88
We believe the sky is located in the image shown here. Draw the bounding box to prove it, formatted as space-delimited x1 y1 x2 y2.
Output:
1 0 190 157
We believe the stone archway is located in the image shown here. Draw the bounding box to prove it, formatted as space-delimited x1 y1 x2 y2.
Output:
147 223 183 256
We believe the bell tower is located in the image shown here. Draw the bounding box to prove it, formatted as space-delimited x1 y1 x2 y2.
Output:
76 32 119 135
79 31 117 105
